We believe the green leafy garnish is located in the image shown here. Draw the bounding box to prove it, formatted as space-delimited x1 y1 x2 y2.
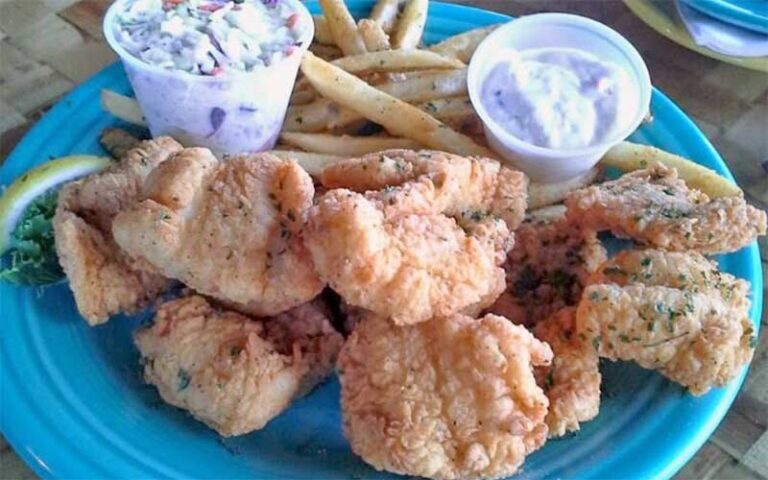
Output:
0 189 63 285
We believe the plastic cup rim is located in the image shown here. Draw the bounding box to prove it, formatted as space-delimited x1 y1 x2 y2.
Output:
102 0 315 83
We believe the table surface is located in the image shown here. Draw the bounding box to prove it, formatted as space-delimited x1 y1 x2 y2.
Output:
0 1 766 479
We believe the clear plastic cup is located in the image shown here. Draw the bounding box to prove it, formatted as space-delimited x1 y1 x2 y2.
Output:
468 13 652 182
103 0 313 156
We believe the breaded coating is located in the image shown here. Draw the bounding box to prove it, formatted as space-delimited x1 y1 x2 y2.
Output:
486 219 606 327
319 149 528 230
113 151 324 317
591 249 750 313
266 299 345 395
305 189 510 325
565 164 766 254
338 313 552 480
577 250 756 395
134 295 343 436
54 137 181 325
533 308 600 437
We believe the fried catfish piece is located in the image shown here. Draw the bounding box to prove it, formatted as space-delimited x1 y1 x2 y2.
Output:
565 164 766 254
338 313 552 480
486 219 606 327
113 150 324 317
134 295 343 436
54 137 182 325
305 189 510 325
591 249 751 313
319 149 528 231
533 308 600 437
577 249 756 395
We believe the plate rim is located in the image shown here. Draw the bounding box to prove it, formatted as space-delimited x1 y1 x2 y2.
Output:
0 2 763 479
624 0 768 72
679 0 768 34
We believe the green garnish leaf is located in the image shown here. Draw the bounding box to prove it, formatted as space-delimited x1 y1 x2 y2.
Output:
0 189 63 285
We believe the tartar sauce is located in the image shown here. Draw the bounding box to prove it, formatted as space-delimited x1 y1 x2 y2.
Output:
114 0 309 75
481 48 636 149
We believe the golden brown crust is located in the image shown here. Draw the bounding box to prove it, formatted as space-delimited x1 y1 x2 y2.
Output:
533 308 601 437
486 220 606 327
54 136 182 324
565 164 766 254
338 313 552 480
113 151 324 317
577 249 756 395
319 149 528 230
134 295 343 436
306 189 509 325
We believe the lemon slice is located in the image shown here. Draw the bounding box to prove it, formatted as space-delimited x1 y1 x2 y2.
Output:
0 155 112 254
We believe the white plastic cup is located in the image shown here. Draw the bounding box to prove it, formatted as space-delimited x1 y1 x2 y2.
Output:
468 13 652 182
103 0 313 156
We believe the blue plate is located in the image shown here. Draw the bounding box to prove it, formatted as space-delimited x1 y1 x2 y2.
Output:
0 2 763 479
679 0 768 34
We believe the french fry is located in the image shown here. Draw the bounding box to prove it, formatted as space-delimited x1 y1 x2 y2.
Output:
318 0 367 55
528 167 602 210
280 132 423 155
269 150 343 176
292 49 461 96
418 96 474 120
602 141 741 198
525 205 567 223
358 19 391 52
369 0 401 33
428 24 499 63
392 0 428 49
312 15 335 45
299 52 495 157
101 89 146 126
100 128 141 159
441 113 485 145
309 43 344 61
289 88 316 106
284 69 467 132
377 69 467 102
284 99 362 132
418 98 484 142
332 49 463 73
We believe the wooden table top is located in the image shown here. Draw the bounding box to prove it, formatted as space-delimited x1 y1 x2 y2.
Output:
0 1 766 479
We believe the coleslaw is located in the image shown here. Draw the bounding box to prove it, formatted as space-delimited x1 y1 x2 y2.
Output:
114 0 309 75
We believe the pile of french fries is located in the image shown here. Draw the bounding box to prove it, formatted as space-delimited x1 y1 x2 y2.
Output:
101 0 742 211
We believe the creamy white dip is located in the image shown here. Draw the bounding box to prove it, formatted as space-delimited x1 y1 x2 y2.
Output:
481 48 636 149
113 0 308 75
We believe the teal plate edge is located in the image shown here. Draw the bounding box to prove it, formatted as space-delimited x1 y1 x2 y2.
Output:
679 0 768 34
0 2 762 480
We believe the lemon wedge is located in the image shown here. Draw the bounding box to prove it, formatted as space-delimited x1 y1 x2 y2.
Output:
0 155 112 254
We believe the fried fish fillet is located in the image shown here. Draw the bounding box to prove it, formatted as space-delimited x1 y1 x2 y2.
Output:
134 295 343 436
305 189 510 325
565 164 766 254
591 249 750 313
54 137 182 325
485 219 606 327
113 150 324 317
338 313 552 480
319 149 529 231
533 307 600 437
265 299 345 395
577 249 756 395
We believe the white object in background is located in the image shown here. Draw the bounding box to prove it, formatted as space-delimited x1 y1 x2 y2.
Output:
468 13 651 183
676 1 768 57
